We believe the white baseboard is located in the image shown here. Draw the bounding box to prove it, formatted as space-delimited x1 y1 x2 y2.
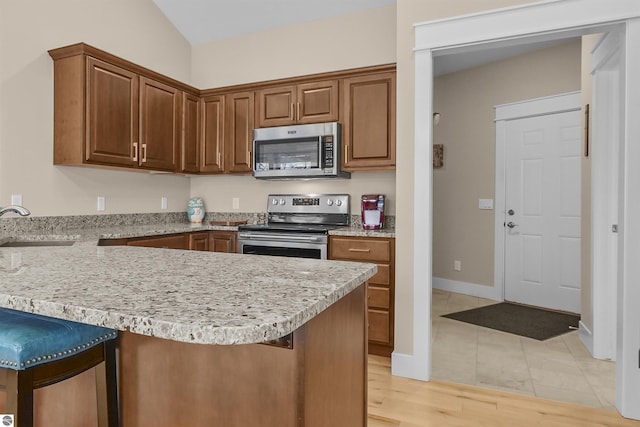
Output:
391 351 430 381
579 321 594 356
432 277 502 301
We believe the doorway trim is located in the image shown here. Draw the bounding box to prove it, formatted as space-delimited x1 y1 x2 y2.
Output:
404 0 640 420
493 91 582 311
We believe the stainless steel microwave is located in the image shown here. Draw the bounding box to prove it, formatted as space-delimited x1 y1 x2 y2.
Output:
252 122 350 179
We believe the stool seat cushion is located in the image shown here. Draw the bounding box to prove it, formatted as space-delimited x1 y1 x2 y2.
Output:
0 308 117 370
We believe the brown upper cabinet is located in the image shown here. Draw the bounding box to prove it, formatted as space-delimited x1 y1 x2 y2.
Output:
225 91 254 173
257 80 338 127
200 94 225 173
138 77 180 171
50 43 395 175
180 92 200 174
49 43 197 173
341 72 396 171
199 91 254 174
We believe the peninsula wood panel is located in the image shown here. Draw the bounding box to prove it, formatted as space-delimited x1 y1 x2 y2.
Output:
118 284 367 427
342 72 396 171
180 92 200 173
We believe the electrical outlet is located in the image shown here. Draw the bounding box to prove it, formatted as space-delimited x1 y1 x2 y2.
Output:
11 194 22 205
454 260 462 271
161 196 168 210
232 197 240 210
97 196 105 212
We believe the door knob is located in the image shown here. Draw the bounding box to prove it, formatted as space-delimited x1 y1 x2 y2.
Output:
506 222 518 229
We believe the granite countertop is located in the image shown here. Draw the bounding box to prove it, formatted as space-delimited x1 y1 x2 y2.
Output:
0 243 376 345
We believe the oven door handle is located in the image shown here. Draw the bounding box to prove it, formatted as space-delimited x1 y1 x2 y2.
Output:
238 233 326 244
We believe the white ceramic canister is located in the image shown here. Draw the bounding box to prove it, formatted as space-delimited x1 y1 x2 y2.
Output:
187 197 205 223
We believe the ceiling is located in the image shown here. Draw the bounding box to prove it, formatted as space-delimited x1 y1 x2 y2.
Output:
152 0 396 45
152 0 578 77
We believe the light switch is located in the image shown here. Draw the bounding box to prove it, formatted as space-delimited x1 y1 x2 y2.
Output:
232 197 240 210
161 196 168 210
97 196 105 212
479 199 494 210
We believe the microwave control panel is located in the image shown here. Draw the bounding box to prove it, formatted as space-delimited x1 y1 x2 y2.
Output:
322 135 334 168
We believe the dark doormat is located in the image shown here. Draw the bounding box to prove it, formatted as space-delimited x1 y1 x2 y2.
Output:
442 302 580 341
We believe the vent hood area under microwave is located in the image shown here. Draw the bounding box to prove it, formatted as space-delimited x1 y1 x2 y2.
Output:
252 122 350 180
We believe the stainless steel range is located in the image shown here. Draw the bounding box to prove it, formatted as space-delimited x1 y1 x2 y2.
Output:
237 194 350 260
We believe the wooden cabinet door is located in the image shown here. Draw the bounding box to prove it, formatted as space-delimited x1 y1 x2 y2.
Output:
209 231 237 253
200 95 225 173
86 57 138 167
127 234 187 249
139 77 180 172
257 86 295 127
181 92 200 174
189 232 210 251
296 80 338 124
342 72 396 170
225 92 254 173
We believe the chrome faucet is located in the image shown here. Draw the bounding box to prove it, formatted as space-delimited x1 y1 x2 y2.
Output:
0 205 31 217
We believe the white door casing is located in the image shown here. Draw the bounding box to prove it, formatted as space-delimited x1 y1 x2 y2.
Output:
500 101 582 314
410 0 640 420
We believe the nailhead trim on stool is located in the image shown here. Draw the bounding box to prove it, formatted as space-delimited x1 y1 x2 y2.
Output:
0 308 120 427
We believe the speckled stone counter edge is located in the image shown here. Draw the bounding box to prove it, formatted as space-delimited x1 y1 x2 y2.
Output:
1 212 396 240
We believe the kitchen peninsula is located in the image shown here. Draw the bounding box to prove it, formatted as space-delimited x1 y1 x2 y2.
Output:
0 241 376 426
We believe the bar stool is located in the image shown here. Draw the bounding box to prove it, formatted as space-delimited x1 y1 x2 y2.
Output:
0 308 119 427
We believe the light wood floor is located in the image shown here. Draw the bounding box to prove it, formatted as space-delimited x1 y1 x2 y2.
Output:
367 355 640 426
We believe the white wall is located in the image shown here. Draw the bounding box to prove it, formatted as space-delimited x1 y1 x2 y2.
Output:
0 0 192 216
189 5 398 214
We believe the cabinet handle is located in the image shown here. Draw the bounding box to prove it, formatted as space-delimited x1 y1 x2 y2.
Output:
132 142 138 162
141 143 147 163
217 151 221 166
344 144 348 162
297 102 300 121
348 248 371 253
290 103 295 121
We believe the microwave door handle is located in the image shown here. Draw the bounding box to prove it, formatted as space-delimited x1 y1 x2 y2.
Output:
318 136 324 168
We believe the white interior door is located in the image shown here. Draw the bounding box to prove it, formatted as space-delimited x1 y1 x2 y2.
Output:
504 109 582 313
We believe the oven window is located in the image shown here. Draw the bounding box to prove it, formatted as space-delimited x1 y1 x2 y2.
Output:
242 244 322 259
254 137 320 171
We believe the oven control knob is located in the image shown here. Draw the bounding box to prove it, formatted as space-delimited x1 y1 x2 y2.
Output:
279 198 286 205
327 199 334 206
336 200 342 207
271 198 278 205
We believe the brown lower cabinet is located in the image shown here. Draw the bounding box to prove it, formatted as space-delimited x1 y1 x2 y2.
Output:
329 235 395 356
99 230 237 253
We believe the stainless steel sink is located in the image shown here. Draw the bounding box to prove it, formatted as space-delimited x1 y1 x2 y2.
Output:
0 241 75 247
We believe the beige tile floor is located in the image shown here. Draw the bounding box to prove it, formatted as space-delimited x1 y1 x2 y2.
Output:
431 289 617 410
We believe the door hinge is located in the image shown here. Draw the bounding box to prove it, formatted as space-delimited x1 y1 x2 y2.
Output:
612 224 618 233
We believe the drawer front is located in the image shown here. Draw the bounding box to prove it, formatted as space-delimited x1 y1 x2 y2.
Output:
368 309 390 344
330 238 390 262
368 264 390 286
368 285 390 310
